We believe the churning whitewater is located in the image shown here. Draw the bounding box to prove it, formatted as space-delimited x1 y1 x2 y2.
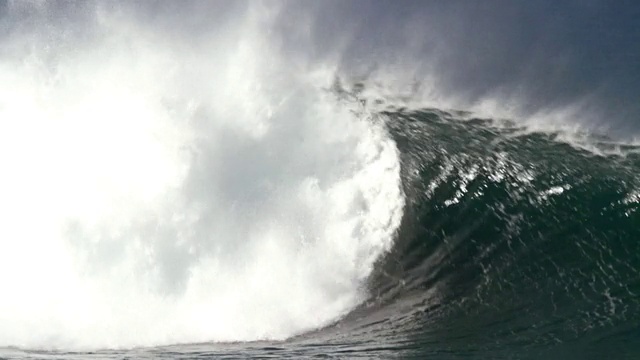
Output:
0 4 404 349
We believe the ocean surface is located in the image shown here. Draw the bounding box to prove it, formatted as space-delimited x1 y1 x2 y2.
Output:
1 1 639 359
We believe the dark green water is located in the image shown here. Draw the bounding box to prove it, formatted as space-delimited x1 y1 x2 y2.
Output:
368 108 640 359
3 109 639 359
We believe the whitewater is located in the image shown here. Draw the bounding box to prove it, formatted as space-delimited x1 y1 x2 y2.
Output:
0 2 405 349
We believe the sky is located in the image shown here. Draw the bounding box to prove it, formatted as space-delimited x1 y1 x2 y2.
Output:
273 0 640 133
2 0 639 133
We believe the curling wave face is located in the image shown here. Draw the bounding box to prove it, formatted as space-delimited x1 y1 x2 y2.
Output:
0 3 404 349
312 106 640 359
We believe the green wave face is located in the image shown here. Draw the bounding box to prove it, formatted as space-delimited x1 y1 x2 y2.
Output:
368 109 640 359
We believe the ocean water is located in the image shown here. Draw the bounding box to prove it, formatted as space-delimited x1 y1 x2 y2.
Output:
1 1 639 359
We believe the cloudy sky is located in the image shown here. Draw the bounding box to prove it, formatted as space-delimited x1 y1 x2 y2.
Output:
274 0 640 132
2 0 639 132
